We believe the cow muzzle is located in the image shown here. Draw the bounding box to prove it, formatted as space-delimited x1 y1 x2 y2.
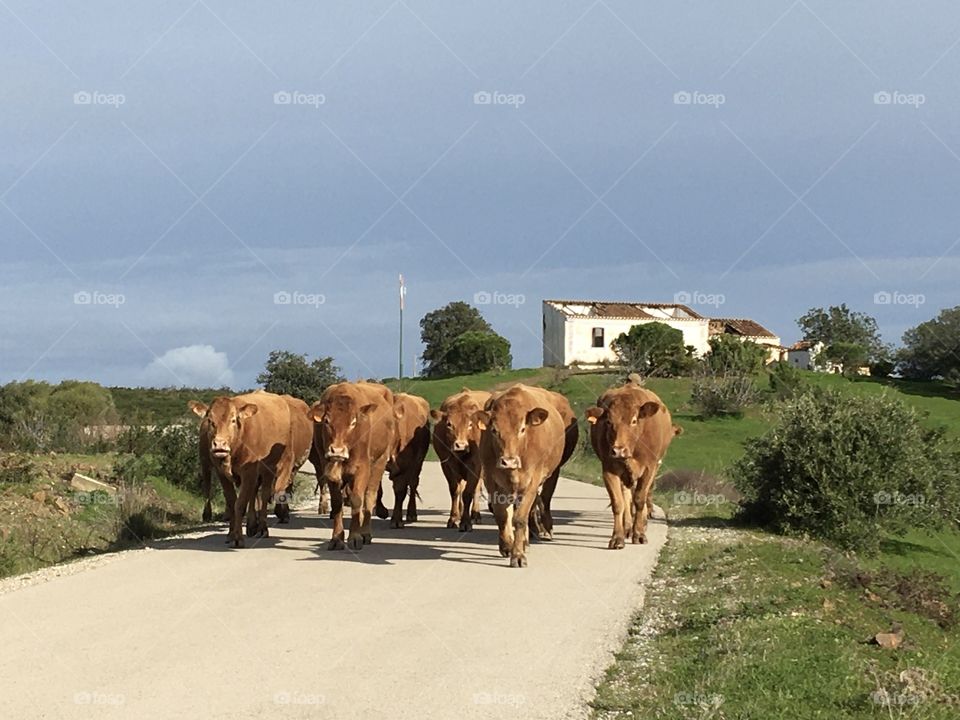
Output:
452 440 469 453
325 446 349 461
611 446 629 459
498 456 521 470
211 442 231 459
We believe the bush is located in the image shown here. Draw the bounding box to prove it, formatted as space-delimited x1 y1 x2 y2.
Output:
768 361 806 400
691 372 759 418
706 335 767 375
112 423 198 491
611 322 695 378
733 390 960 552
442 330 512 375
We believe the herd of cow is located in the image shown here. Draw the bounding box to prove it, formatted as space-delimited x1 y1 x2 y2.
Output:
187 375 681 568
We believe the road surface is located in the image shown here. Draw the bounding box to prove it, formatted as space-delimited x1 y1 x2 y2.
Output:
0 461 665 719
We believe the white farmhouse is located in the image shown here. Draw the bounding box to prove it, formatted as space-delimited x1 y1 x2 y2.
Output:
542 300 783 368
786 340 825 370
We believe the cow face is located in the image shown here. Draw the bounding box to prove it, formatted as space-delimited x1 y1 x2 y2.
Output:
430 404 479 455
189 398 258 467
585 399 660 460
309 396 377 462
474 400 549 470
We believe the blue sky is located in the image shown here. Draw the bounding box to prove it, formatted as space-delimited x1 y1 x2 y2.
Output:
2 1 958 388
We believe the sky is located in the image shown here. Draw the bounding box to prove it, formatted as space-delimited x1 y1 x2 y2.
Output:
2 1 959 388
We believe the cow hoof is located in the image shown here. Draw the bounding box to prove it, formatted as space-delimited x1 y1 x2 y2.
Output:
608 537 625 550
375 505 390 520
246 522 257 537
347 535 364 551
258 527 269 538
458 521 472 533
631 533 647 544
390 518 404 529
538 530 553 541
499 544 510 558
509 556 527 568
406 510 417 523
328 537 346 551
446 519 459 529
362 533 372 545
233 538 245 549
319 503 330 515
202 506 212 522
471 511 482 524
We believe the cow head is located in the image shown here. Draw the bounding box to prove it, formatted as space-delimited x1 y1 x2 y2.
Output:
309 395 377 462
474 397 549 471
188 397 258 469
585 398 660 460
430 402 481 455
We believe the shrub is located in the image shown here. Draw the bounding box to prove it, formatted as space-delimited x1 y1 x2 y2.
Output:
442 330 512 375
611 323 695 378
706 335 767 375
768 361 806 400
0 453 40 484
691 372 759 418
733 390 960 552
113 423 198 490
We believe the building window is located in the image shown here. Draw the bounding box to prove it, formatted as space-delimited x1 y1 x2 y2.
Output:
591 327 604 348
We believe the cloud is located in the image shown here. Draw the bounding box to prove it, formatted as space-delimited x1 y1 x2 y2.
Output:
141 345 234 388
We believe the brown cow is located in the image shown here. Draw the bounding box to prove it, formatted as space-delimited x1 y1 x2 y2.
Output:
431 388 491 531
585 380 680 549
385 392 431 528
475 384 568 567
528 389 578 541
189 391 299 547
198 413 235 523
274 395 317 523
308 381 395 551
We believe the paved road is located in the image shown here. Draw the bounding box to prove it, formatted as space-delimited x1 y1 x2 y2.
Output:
0 461 665 720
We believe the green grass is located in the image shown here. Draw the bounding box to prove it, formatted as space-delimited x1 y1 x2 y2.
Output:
108 386 225 424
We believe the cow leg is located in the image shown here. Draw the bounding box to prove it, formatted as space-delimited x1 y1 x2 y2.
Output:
255 471 274 538
447 476 465 529
622 482 634 541
246 491 260 537
490 486 514 558
345 470 369 551
326 481 346 550
406 475 418 523
272 452 294 525
363 460 389 543
374 480 389 520
319 482 331 515
232 469 258 548
603 470 626 549
200 450 213 522
510 483 539 568
631 466 656 544
390 473 408 529
537 469 559 540
459 467 482 532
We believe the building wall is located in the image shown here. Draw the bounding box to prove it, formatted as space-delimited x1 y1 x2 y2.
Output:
561 317 711 366
542 303 568 367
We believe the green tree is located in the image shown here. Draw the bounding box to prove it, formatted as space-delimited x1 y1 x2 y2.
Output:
797 304 886 361
898 306 960 383
0 380 116 452
821 341 868 379
611 322 693 378
419 302 494 377
705 334 767 374
256 351 343 402
442 331 512 375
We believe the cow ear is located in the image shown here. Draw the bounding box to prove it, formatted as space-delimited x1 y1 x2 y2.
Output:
526 407 549 426
636 402 660 420
429 409 442 423
473 410 490 430
584 406 604 425
359 403 378 416
461 386 470 392
673 424 684 437
394 402 405 420
188 401 208 417
308 402 324 423
238 403 258 419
